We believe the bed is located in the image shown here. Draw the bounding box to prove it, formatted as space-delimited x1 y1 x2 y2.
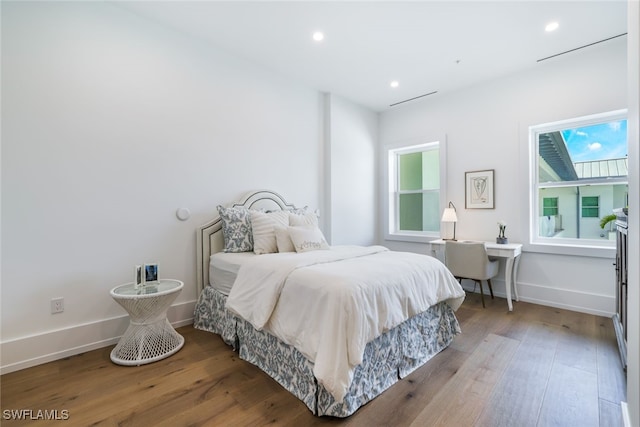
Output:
193 190 465 417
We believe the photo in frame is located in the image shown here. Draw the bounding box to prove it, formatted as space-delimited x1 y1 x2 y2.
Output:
135 265 143 287
465 169 495 209
144 263 158 283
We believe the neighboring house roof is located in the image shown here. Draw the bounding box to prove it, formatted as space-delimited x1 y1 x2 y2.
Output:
540 131 628 180
539 131 579 181
574 158 628 179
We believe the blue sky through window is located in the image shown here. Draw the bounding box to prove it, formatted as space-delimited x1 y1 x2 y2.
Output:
562 120 628 162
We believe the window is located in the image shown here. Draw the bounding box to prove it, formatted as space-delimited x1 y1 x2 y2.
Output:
542 197 558 216
581 196 599 218
386 141 444 240
531 110 627 248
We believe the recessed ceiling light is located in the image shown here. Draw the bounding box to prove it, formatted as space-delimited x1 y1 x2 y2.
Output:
312 31 324 42
390 80 399 88
545 21 559 32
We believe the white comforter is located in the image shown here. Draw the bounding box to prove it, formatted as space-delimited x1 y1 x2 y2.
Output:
225 245 465 402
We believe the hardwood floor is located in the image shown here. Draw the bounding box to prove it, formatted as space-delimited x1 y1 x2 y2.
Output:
1 294 626 426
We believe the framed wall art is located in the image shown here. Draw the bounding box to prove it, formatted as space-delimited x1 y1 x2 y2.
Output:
465 169 494 209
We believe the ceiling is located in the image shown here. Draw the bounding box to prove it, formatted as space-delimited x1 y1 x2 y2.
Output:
119 1 628 112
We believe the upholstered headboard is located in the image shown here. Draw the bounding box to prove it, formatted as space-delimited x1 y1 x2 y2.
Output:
195 190 296 294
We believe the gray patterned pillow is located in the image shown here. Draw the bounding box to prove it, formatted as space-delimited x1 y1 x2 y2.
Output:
217 205 254 253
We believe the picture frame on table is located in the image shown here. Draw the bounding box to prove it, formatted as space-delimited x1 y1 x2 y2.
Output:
144 263 158 283
135 265 143 287
465 169 495 209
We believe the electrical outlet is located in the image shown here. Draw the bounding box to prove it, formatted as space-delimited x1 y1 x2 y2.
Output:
51 297 64 314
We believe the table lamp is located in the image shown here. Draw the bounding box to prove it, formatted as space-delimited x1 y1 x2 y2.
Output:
441 201 458 241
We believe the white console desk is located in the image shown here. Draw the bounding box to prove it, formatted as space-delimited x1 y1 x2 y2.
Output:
430 239 523 311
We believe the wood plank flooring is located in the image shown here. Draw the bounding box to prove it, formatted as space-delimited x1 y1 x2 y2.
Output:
1 294 626 426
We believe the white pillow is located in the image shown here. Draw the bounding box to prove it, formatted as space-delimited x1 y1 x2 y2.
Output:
251 210 289 254
289 208 319 227
274 226 295 253
288 226 329 253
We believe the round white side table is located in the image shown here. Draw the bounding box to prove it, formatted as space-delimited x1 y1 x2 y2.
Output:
110 279 184 366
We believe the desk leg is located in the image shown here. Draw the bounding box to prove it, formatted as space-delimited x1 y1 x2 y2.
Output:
512 255 521 302
505 258 515 311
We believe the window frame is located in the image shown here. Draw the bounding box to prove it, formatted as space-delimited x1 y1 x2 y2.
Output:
528 109 627 256
384 138 447 243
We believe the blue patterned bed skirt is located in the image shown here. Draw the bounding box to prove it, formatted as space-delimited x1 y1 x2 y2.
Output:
194 286 460 417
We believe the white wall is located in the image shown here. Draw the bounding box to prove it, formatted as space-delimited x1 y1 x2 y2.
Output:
1 2 324 372
379 36 627 316
325 94 378 245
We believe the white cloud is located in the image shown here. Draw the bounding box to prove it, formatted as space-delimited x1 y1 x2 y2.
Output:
609 121 622 132
588 142 602 151
576 131 588 136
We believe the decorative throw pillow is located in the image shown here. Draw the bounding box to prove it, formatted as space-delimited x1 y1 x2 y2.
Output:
274 226 295 253
289 206 310 215
288 225 329 253
217 205 253 253
251 210 289 254
289 207 319 227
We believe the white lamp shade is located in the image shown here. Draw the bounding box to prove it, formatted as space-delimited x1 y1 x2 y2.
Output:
441 208 458 222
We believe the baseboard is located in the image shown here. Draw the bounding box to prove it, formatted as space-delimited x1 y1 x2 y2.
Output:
515 281 614 317
461 279 615 317
0 300 196 375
